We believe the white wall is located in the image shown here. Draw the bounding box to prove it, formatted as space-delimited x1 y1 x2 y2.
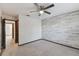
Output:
19 15 41 45
42 11 79 48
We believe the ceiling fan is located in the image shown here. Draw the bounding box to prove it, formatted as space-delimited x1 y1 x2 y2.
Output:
26 3 54 16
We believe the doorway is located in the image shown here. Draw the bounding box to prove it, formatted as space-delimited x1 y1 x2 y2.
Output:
5 21 15 48
1 19 19 50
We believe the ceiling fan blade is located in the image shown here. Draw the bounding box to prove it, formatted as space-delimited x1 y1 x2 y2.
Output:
34 3 40 11
34 3 39 7
44 11 51 14
38 13 41 16
44 4 54 10
26 15 30 16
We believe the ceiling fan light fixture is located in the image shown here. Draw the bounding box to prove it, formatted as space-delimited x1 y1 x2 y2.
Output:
40 11 44 14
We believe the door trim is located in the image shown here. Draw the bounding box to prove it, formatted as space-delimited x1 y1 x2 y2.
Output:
1 19 5 49
1 19 19 50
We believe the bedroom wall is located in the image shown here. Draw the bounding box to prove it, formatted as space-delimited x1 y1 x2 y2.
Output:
19 15 41 45
42 10 79 48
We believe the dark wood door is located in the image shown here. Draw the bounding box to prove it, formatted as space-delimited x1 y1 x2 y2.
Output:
1 19 6 49
12 23 14 39
15 20 19 43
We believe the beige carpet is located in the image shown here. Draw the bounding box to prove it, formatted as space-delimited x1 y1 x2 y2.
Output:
2 40 79 56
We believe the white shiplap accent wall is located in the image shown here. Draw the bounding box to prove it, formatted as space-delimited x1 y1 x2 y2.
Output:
42 10 79 48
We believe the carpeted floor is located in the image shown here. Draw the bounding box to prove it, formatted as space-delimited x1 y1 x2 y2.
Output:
2 40 79 56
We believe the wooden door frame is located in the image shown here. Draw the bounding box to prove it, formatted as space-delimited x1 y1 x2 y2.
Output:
1 19 6 49
1 18 19 50
15 20 19 43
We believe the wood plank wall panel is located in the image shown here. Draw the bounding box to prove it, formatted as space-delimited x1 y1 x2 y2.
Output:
42 11 79 48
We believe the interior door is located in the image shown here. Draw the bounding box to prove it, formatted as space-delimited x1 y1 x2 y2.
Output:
15 20 19 43
1 19 6 49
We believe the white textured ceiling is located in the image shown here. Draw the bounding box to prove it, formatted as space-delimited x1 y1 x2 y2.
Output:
0 3 79 20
